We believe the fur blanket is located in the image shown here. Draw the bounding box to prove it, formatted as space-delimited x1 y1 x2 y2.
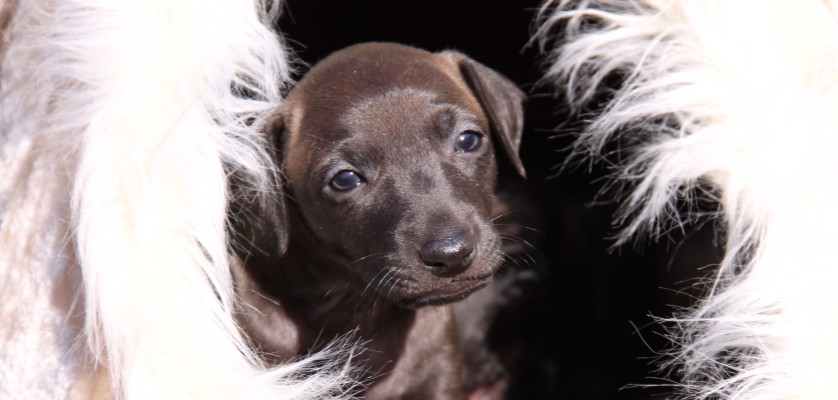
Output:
0 1 350 398
539 0 838 398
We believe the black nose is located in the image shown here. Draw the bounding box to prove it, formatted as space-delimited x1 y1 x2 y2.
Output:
419 232 474 277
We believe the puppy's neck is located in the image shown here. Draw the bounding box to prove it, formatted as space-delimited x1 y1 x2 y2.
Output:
276 236 415 335
240 217 417 370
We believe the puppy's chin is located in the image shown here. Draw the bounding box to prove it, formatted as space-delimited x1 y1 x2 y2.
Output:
358 239 503 308
372 257 498 309
397 277 493 309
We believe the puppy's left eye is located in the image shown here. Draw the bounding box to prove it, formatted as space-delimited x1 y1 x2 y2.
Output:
329 170 364 192
455 131 482 153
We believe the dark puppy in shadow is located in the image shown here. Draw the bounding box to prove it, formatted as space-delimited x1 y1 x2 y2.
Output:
232 42 525 399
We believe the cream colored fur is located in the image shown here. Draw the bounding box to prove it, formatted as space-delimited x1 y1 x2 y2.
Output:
539 0 838 398
0 0 352 398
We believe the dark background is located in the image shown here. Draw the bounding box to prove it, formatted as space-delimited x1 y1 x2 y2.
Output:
277 1 719 398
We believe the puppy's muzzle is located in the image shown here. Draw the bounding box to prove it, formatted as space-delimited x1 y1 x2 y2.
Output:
419 230 475 278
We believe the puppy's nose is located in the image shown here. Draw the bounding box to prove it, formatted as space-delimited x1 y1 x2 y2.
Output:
419 232 474 277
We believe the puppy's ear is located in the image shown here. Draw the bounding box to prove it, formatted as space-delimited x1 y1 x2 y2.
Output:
445 51 527 178
262 110 290 256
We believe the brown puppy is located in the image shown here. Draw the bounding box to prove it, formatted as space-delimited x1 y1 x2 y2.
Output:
233 42 525 399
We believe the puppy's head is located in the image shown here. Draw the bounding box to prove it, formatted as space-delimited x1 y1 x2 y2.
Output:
268 42 525 308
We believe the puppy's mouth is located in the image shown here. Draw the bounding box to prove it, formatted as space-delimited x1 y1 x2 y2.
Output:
397 273 493 308
359 235 503 308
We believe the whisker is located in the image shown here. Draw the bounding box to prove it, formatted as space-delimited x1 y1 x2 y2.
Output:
361 267 390 296
387 276 401 299
493 223 548 240
491 250 512 274
513 253 537 269
490 208 523 222
499 233 538 251
505 252 525 270
492 253 509 269
523 252 540 268
504 246 538 268
373 269 396 294
346 252 388 268
492 247 540 272
371 269 399 310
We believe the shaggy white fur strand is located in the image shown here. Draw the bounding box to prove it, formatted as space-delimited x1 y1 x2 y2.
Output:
0 0 352 398
540 0 838 398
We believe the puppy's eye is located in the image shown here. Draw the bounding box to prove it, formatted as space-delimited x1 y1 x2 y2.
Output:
329 170 364 191
455 131 482 153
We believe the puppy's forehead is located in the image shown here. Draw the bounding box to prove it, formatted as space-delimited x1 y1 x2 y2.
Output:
285 43 485 142
340 88 474 141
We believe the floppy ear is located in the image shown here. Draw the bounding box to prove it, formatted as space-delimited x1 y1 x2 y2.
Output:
445 51 527 178
262 111 290 256
227 110 290 260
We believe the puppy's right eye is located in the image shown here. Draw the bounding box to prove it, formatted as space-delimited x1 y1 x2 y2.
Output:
455 131 483 153
329 170 364 191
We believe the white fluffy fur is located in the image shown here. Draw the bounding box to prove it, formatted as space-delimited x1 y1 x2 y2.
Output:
0 0 352 398
539 0 838 398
